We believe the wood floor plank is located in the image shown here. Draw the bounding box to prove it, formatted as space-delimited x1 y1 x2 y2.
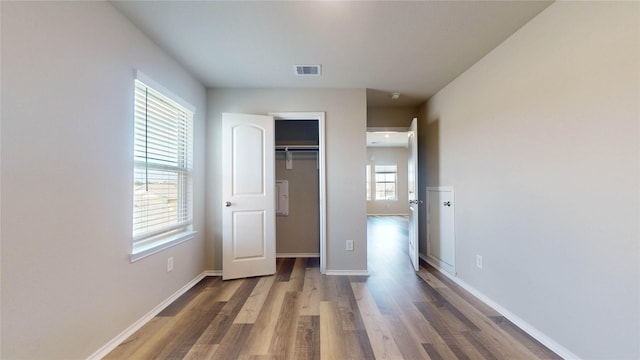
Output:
267 291 300 359
418 269 544 359
126 286 226 359
418 267 502 318
158 300 226 359
335 276 366 331
293 315 320 360
240 281 289 356
342 329 376 360
182 344 219 360
276 257 295 282
234 275 276 324
288 257 307 292
209 323 253 359
490 316 563 360
319 301 347 360
422 343 445 360
299 263 322 316
384 313 432 360
103 317 172 359
157 277 220 317
191 277 259 345
447 333 493 360
213 277 244 302
351 282 404 359
124 316 182 360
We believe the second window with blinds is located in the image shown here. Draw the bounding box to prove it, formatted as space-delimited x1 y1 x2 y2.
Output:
366 164 398 201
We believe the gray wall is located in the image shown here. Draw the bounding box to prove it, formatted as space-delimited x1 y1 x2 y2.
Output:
367 107 417 129
419 2 639 358
367 147 410 215
276 152 320 255
1 2 207 358
206 89 368 273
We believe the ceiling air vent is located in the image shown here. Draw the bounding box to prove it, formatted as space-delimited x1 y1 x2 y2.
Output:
294 64 321 76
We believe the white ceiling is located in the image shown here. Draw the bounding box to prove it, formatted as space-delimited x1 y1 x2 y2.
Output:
367 131 409 148
112 1 552 107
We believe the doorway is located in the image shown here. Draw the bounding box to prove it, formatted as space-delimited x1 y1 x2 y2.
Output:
272 112 327 274
366 127 419 271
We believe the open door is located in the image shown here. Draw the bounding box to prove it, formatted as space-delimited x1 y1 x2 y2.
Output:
408 118 420 271
222 113 276 280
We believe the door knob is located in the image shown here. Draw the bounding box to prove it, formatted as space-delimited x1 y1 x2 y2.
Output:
443 201 451 207
225 201 231 207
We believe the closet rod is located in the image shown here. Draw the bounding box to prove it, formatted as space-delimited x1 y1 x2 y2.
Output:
275 145 319 151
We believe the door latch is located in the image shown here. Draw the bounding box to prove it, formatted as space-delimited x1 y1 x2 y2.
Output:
443 201 451 207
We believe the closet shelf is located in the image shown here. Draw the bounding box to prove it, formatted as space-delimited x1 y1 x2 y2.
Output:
275 145 319 151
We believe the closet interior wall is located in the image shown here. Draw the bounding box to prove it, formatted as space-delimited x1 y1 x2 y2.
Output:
275 120 320 256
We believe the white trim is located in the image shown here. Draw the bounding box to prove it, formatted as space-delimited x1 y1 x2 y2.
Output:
270 112 327 275
367 126 411 132
426 254 456 276
130 231 196 262
135 70 195 113
276 253 320 258
426 185 454 192
325 270 370 276
366 213 410 217
204 270 222 277
87 272 206 360
420 255 580 360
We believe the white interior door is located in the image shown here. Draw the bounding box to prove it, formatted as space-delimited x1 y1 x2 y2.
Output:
222 113 276 280
426 187 455 275
408 118 419 271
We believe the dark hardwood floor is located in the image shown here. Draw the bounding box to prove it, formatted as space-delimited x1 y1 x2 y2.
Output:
106 216 561 359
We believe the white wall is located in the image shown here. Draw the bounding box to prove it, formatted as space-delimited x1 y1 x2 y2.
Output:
206 89 368 273
1 2 206 359
367 147 410 215
420 2 639 358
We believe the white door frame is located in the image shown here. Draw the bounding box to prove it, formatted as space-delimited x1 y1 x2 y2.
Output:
408 118 419 271
270 112 327 274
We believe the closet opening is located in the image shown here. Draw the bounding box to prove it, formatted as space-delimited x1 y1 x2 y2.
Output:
272 114 326 273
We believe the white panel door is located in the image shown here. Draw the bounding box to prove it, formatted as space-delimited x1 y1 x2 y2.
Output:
222 113 275 280
426 187 455 275
407 118 419 271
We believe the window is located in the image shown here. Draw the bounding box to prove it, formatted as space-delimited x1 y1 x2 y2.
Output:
366 165 371 201
375 165 397 200
132 75 194 260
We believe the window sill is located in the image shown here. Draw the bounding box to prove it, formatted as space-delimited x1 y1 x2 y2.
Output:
130 230 197 263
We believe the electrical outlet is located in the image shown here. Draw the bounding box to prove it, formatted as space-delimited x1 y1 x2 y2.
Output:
346 240 354 251
476 255 483 269
167 257 174 272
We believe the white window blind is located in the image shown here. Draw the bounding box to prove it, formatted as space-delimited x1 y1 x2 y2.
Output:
133 79 193 246
375 165 397 200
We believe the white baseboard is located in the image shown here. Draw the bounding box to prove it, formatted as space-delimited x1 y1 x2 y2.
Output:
276 253 320 258
367 213 410 217
87 272 206 360
204 270 222 277
325 269 370 276
420 254 579 360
